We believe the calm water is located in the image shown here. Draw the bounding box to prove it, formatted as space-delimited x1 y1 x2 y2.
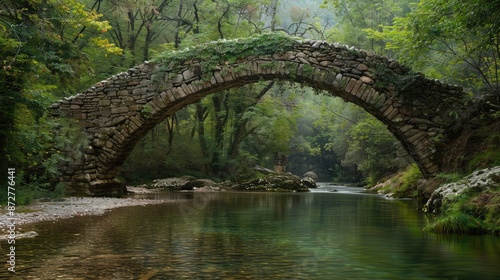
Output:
2 184 499 279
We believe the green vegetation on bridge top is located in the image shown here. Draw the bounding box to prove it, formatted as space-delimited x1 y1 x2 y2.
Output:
153 32 299 77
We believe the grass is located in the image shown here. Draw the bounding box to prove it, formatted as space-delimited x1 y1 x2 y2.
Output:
425 185 500 234
0 182 66 206
371 163 423 198
425 212 486 234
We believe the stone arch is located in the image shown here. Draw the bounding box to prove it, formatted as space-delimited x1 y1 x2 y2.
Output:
50 34 469 196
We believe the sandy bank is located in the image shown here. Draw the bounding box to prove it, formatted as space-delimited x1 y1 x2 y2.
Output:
0 196 164 234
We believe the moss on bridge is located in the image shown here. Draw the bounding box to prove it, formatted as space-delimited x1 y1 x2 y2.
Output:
153 32 299 80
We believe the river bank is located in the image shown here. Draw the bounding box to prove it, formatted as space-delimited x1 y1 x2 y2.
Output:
0 174 311 237
0 195 164 235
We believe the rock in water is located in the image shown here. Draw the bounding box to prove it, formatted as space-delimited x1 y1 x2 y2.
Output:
302 176 317 188
233 174 310 192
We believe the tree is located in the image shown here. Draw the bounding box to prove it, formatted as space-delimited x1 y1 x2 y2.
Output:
367 0 500 101
0 0 120 200
343 115 410 183
323 0 416 55
96 0 181 67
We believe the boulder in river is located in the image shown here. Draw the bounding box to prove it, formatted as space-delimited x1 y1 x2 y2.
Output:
149 177 191 191
149 177 216 191
301 176 317 188
232 174 311 192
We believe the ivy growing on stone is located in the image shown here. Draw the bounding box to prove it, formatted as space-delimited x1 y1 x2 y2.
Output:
152 32 299 83
372 63 422 100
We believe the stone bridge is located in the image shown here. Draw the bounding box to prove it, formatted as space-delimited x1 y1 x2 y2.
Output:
50 33 471 196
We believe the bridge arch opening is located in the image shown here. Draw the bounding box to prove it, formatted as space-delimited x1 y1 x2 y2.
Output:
119 82 413 184
50 33 467 196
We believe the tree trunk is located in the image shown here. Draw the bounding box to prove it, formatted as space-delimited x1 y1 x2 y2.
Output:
174 0 185 48
211 93 229 175
127 11 137 66
227 81 273 158
195 102 210 174
165 114 176 153
270 0 279 31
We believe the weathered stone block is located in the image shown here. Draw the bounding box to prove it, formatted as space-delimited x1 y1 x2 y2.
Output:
213 71 224 84
407 130 427 143
173 87 186 99
350 80 363 96
360 76 374 85
99 99 111 106
403 128 421 138
357 63 369 71
111 106 129 114
132 87 148 95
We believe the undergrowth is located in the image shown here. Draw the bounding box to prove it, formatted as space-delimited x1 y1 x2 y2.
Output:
372 163 423 198
425 184 500 234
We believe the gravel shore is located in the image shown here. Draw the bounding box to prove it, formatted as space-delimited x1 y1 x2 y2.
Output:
0 195 165 235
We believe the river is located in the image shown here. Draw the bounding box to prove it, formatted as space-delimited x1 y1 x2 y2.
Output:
1 184 499 279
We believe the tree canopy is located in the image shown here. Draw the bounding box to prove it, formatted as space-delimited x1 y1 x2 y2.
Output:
0 0 120 202
366 0 500 100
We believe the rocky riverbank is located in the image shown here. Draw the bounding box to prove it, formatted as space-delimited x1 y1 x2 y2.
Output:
423 166 500 234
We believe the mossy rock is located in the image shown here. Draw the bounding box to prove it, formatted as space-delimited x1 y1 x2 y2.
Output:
232 174 310 192
424 166 500 234
148 177 215 191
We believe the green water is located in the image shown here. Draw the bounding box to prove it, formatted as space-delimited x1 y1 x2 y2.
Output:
2 185 499 279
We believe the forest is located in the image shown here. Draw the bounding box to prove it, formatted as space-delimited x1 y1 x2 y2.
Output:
1 0 499 204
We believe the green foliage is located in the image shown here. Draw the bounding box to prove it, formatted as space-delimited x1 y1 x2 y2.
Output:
373 163 422 198
425 212 486 234
153 32 299 81
0 0 120 203
373 0 500 99
344 113 408 184
425 185 500 234
323 0 416 55
435 172 464 183
462 190 500 231
120 129 207 184
398 163 422 195
0 115 85 205
249 94 298 155
141 104 154 119
467 120 500 171
468 150 500 172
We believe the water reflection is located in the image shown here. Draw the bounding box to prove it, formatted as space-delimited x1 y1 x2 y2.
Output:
1 190 499 279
